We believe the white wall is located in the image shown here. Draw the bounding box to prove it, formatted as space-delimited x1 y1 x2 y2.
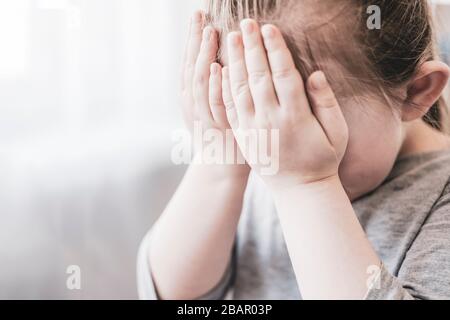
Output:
0 0 199 299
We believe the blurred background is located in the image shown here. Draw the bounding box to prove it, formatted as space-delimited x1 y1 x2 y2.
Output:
0 0 450 300
0 0 197 299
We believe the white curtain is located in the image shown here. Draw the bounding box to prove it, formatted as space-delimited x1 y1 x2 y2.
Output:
0 0 198 299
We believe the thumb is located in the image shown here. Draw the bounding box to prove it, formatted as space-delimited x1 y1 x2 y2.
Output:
307 71 349 158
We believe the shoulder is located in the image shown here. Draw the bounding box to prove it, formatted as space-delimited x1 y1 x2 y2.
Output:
354 150 450 267
389 150 450 184
357 150 450 213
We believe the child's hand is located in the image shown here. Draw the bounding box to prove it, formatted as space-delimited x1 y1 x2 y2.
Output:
181 12 230 135
180 12 249 173
223 20 349 188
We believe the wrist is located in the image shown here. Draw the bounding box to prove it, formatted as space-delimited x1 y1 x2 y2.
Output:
271 174 343 202
219 164 251 181
192 151 251 179
191 157 250 182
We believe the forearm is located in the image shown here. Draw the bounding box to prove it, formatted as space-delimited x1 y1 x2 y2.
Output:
272 175 381 300
150 158 249 300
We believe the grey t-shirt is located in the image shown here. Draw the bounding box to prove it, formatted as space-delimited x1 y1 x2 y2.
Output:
137 150 450 300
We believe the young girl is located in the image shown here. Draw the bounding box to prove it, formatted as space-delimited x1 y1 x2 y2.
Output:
138 0 450 300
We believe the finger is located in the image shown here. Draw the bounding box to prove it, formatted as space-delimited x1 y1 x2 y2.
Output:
209 63 229 128
180 16 191 90
181 13 194 88
240 19 278 113
194 27 219 122
227 31 255 118
307 71 349 153
261 24 310 113
222 67 239 130
183 11 204 92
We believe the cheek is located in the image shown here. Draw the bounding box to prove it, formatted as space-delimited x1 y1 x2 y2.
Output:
338 106 403 199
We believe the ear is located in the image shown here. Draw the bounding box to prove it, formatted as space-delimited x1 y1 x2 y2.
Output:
402 61 450 122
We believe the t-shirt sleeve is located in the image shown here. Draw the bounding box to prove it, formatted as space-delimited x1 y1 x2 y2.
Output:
136 228 236 300
365 186 450 300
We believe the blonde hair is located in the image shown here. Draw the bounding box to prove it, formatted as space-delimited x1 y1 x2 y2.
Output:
207 0 448 132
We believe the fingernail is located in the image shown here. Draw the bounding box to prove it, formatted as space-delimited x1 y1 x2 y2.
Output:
203 27 212 41
228 32 241 47
211 63 219 75
311 72 328 90
192 11 203 24
241 19 255 35
222 67 229 78
261 25 276 39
